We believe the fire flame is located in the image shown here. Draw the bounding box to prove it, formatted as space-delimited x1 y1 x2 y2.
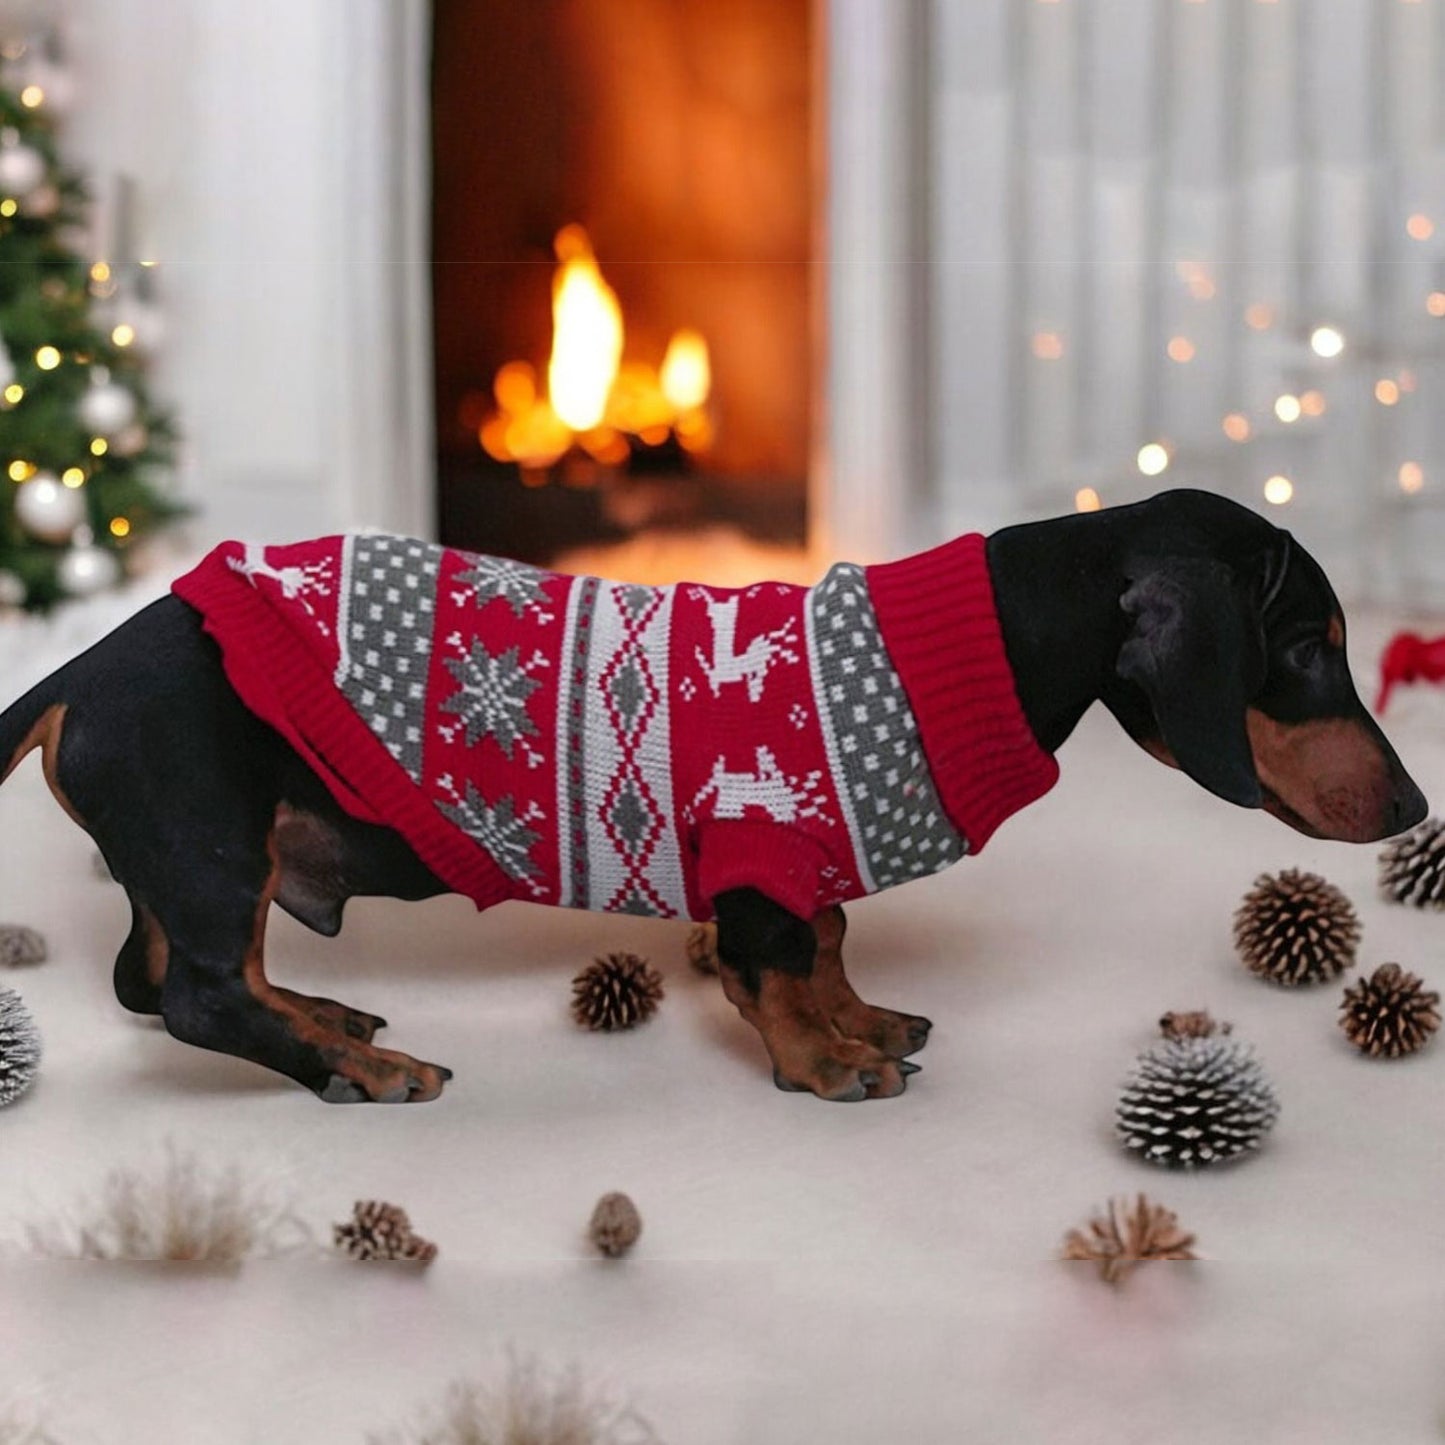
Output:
548 225 623 432
479 224 712 470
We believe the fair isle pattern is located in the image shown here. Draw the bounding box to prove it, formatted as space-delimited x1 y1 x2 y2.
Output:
554 572 596 909
806 563 965 889
578 581 687 917
335 533 438 781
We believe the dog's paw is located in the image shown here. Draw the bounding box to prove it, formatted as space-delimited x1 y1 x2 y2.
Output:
772 1053 919 1102
833 1003 932 1060
315 1048 453 1104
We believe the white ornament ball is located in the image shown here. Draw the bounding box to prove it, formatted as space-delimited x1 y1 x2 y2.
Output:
0 570 24 608
57 540 120 597
0 142 45 198
78 380 138 437
14 473 84 542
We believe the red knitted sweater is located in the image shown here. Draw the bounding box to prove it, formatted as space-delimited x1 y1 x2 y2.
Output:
172 534 1057 922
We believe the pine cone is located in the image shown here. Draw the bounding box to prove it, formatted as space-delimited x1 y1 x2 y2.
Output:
1061 1194 1197 1284
0 924 46 969
1339 962 1441 1058
0 985 41 1107
1233 868 1360 985
332 1200 436 1264
685 923 719 976
1158 1010 1229 1042
1378 817 1445 909
1117 1034 1280 1168
589 1191 643 1258
571 953 664 1032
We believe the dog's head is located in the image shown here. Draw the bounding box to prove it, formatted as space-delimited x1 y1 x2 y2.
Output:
1101 491 1427 842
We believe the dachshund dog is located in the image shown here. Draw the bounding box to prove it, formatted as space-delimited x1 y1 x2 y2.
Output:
0 490 1426 1104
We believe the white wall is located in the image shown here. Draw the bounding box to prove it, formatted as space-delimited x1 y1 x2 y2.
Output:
35 0 434 544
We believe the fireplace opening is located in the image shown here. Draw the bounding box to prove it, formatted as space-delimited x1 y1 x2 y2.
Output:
431 0 816 566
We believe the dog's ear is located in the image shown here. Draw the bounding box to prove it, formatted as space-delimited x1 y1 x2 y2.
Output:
1116 559 1265 808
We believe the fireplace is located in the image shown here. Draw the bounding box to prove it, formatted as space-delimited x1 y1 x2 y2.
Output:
431 0 816 565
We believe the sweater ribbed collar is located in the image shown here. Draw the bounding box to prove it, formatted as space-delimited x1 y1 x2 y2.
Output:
864 534 1059 852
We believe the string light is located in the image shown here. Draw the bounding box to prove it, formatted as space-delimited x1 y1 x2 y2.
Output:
1222 413 1251 442
1274 394 1302 423
2 384 21 405
1406 214 1435 241
1309 326 1345 358
108 516 131 538
61 467 85 488
89 437 108 456
1167 336 1196 363
1245 303 1274 330
1399 462 1425 494
18 85 42 109
1428 292 1445 317
1376 379 1401 406
34 346 60 370
1075 487 1102 512
110 323 136 348
1137 443 1171 477
1263 475 1294 506
1031 331 1065 360
7 460 30 482
0 199 15 218
1300 390 1327 417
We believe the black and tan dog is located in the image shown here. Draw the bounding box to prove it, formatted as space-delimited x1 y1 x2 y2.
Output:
0 490 1426 1103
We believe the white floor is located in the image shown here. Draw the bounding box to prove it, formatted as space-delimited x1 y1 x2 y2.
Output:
3 598 1445 1443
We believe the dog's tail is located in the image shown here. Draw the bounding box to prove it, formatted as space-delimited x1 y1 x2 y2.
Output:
0 668 64 788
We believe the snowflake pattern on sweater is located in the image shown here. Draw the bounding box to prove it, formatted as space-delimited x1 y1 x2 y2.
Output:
174 533 1053 922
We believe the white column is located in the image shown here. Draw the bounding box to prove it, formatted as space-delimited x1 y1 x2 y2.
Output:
822 0 928 561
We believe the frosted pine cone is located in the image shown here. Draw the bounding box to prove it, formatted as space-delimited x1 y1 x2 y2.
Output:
1061 1194 1197 1284
0 985 41 1107
1339 962 1441 1058
1117 1033 1280 1168
571 953 664 1032
685 923 719 976
0 925 46 969
1378 818 1445 909
588 1191 643 1258
1233 869 1360 985
333 1200 436 1264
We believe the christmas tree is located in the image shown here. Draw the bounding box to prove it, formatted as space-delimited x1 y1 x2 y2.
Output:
0 51 176 611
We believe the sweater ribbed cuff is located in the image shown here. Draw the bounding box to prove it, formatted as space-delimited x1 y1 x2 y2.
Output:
865 534 1059 852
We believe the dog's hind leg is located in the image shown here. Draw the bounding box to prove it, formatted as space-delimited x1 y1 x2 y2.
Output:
152 829 451 1103
808 907 932 1060
112 898 167 1016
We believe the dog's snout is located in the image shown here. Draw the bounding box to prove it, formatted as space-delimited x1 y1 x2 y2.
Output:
1387 776 1429 837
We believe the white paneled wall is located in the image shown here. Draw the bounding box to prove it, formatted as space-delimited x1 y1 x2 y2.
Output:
827 0 1445 603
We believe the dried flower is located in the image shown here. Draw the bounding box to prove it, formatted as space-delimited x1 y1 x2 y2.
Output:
1061 1194 1197 1284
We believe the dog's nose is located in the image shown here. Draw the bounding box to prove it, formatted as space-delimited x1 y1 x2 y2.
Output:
1387 778 1429 836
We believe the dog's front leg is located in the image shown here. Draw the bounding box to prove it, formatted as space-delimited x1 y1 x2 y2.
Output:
713 889 917 1101
808 906 932 1060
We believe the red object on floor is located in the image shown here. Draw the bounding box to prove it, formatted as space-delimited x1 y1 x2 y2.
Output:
1376 631 1445 714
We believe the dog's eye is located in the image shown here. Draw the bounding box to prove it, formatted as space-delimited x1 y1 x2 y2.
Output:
1285 637 1325 670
